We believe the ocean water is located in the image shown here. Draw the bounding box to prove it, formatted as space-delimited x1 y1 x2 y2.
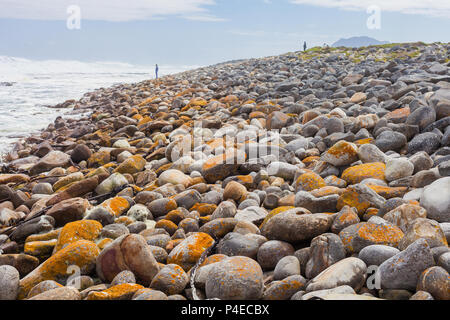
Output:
0 56 196 156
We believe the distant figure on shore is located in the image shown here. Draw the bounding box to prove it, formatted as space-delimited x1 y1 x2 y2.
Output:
303 41 307 51
155 64 159 80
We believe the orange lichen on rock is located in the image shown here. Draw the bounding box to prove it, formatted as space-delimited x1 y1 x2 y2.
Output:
260 206 295 229
53 220 103 253
310 186 345 198
337 187 371 215
167 232 214 271
24 239 57 257
200 254 228 267
25 229 61 243
100 197 130 217
368 185 408 199
357 223 404 246
86 283 144 300
97 238 113 251
190 203 217 216
354 138 374 146
302 156 320 166
87 150 111 167
295 172 326 191
341 162 386 185
114 155 146 175
155 219 178 235
18 240 100 299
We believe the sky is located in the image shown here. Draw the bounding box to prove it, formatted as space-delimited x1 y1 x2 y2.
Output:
0 0 449 67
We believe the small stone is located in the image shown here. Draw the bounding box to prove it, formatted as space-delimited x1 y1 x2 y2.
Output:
261 212 334 243
0 265 20 300
205 256 264 300
377 238 435 291
95 173 129 196
398 218 448 250
321 141 358 166
306 257 367 292
273 256 301 280
167 232 214 271
416 266 450 300
420 177 450 223
158 169 193 188
385 158 414 182
223 181 247 203
358 245 400 266
375 131 407 153
111 270 136 286
257 240 295 270
263 275 307 300
28 287 81 300
305 233 346 279
150 264 189 295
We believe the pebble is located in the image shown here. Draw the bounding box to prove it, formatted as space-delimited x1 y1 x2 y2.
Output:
377 239 435 291
0 265 20 300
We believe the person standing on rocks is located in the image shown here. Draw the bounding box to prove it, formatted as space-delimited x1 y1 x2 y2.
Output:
155 64 159 80
303 41 307 51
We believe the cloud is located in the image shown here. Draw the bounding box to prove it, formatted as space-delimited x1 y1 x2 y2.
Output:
0 0 224 22
290 0 450 18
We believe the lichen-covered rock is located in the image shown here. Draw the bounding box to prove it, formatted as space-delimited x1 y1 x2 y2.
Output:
167 232 214 271
398 218 448 250
331 206 360 233
263 275 307 300
341 162 386 185
202 148 246 183
416 266 450 300
100 196 130 217
86 283 144 300
339 220 404 254
18 240 100 299
321 141 358 166
205 256 264 300
114 155 146 175
149 264 189 295
295 171 326 192
53 220 102 253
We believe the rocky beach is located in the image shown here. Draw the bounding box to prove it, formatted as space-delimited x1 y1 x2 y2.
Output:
0 42 449 301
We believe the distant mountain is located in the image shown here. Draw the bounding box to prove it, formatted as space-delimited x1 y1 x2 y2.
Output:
332 36 389 48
